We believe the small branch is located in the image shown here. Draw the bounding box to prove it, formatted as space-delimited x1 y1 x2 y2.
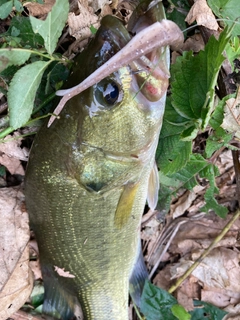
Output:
168 209 240 294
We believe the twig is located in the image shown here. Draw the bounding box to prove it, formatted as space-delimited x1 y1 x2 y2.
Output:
168 209 240 294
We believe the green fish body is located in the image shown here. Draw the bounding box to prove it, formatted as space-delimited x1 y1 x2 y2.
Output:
25 2 169 319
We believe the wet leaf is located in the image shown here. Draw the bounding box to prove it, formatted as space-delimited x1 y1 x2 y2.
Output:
30 0 69 55
8 61 50 129
0 48 31 72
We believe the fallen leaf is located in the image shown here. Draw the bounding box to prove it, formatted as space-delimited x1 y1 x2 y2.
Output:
182 33 205 52
222 87 240 139
0 133 28 175
68 1 99 40
171 187 204 219
185 0 218 31
0 186 33 319
24 0 55 17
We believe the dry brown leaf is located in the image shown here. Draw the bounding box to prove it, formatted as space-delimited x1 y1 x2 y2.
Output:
0 186 33 319
171 186 204 219
185 0 218 30
222 87 240 139
0 134 28 175
24 0 55 17
68 1 99 40
89 0 112 13
182 33 205 52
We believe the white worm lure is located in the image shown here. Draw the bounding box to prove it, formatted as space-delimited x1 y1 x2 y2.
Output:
48 19 183 127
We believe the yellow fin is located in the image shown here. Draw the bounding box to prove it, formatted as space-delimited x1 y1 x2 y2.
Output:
114 183 139 229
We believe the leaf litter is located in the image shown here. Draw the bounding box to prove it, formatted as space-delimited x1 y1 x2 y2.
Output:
0 0 239 319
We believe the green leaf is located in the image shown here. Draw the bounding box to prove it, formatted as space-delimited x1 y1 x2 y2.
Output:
30 0 69 55
208 0 240 36
170 154 206 189
199 164 228 217
140 281 179 320
157 120 192 175
13 0 23 12
156 99 192 174
171 27 232 139
171 304 191 320
190 300 228 319
0 0 12 19
8 61 50 129
7 16 44 48
0 48 31 72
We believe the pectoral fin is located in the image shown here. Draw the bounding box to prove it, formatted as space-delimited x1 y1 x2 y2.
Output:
114 182 139 229
147 162 159 210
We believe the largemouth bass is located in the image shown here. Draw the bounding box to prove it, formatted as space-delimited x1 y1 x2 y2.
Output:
25 2 177 319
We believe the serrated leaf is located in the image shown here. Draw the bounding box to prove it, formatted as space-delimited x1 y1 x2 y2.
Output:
156 99 192 174
205 128 232 158
140 281 179 320
7 16 44 48
30 0 69 55
157 117 192 174
8 61 50 129
199 164 228 217
0 0 12 19
0 48 31 72
190 300 228 319
171 27 232 139
208 0 240 36
170 154 207 189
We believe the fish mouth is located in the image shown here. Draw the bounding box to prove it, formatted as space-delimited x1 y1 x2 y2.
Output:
127 0 170 102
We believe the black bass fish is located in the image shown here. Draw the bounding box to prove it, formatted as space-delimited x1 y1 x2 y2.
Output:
25 1 182 319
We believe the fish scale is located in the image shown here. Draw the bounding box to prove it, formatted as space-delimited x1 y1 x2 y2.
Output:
25 2 170 319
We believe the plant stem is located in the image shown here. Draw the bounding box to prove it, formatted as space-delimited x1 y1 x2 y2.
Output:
168 209 240 294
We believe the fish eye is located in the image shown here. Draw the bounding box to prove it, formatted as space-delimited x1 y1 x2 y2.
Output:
104 82 119 105
95 80 121 107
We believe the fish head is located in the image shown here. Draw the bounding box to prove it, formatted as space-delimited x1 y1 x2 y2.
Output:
61 3 169 163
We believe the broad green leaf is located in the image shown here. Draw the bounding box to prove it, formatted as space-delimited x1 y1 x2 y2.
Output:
30 0 69 55
7 16 44 48
0 48 31 72
8 61 50 129
13 0 23 12
157 99 192 174
170 154 206 190
205 127 232 158
199 164 228 217
171 27 232 139
208 0 240 36
171 304 191 320
140 281 179 320
0 0 12 19
190 300 228 319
